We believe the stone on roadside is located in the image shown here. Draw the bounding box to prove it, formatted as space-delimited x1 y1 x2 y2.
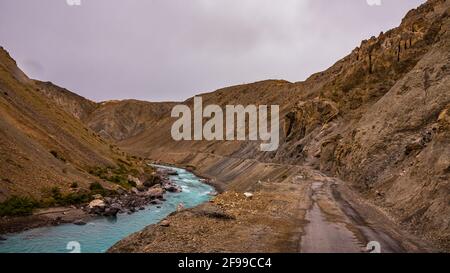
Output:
244 192 254 199
160 220 170 227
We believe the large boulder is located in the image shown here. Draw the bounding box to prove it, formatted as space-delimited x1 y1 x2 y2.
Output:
103 206 120 217
146 185 165 199
88 199 105 209
163 181 182 193
88 199 106 215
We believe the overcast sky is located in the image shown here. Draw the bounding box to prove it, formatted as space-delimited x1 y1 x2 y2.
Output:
0 0 425 102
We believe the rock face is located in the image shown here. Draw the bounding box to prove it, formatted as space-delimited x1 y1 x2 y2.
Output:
88 199 105 209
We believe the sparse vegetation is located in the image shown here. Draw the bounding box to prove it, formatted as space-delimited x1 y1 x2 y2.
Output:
40 186 90 207
89 182 117 197
0 196 39 216
88 181 104 191
88 164 145 189
50 150 66 162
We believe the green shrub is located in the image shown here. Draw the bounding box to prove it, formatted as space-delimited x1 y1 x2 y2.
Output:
59 192 91 205
128 180 137 187
89 165 144 190
50 187 63 200
40 186 94 207
89 182 104 191
0 196 38 216
39 197 57 208
89 182 115 197
50 150 66 162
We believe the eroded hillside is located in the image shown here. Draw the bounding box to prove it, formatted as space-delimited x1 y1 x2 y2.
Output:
109 0 450 248
0 47 149 202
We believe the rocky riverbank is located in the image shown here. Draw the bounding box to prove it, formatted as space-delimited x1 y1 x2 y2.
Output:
0 167 189 236
85 169 182 217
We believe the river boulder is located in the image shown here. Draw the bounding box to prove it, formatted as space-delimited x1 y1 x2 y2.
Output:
146 185 165 199
88 199 106 215
89 199 105 209
73 220 87 226
163 181 182 193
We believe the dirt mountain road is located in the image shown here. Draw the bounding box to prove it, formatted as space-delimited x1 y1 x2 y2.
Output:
109 163 435 253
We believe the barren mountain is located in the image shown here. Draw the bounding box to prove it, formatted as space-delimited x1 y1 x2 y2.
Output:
109 0 449 250
0 47 153 202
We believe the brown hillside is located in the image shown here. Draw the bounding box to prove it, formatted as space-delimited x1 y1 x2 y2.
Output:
0 47 124 200
109 0 449 247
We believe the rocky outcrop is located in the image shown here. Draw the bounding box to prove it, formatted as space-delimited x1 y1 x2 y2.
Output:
285 99 339 141
84 170 185 217
34 81 97 121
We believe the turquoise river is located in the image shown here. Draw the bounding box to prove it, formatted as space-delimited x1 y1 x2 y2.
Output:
0 165 214 253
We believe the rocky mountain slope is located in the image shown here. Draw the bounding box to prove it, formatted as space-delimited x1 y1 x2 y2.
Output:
0 47 154 202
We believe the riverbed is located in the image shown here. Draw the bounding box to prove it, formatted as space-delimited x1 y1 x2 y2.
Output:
0 165 214 253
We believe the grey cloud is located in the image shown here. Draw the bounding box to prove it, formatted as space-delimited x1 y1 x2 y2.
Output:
0 0 426 102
